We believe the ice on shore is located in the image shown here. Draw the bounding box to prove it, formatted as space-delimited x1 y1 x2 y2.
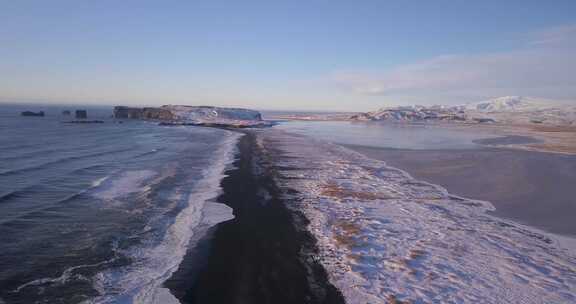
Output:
258 129 576 303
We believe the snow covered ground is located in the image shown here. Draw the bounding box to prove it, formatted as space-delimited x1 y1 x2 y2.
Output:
258 129 576 303
162 105 272 127
463 96 562 112
352 96 576 126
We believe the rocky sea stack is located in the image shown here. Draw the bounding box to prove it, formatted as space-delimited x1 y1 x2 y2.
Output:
21 111 45 117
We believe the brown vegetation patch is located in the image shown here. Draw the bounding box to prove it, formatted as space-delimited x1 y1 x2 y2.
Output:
347 253 362 263
386 295 411 304
320 182 385 200
408 249 426 260
333 220 362 249
399 249 428 276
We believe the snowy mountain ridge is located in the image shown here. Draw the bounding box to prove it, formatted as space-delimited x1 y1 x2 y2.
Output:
351 96 576 125
463 96 555 112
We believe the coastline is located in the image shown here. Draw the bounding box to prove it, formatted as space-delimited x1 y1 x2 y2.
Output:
441 122 576 155
342 143 576 237
274 115 576 155
255 129 576 303
165 131 344 304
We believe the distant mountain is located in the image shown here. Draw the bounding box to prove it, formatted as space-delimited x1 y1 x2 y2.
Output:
351 96 576 125
350 104 468 122
463 96 550 112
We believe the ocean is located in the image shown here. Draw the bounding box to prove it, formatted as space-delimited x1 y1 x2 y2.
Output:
2 107 575 303
0 105 240 303
273 120 494 149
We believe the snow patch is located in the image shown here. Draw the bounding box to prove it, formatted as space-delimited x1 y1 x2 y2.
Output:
465 96 544 112
163 105 271 127
260 129 576 304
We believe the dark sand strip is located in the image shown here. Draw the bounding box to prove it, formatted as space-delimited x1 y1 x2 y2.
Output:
344 144 576 237
166 132 344 304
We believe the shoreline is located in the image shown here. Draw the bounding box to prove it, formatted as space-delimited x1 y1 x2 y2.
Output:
274 118 576 155
254 129 576 303
343 143 576 237
165 131 344 304
443 122 576 155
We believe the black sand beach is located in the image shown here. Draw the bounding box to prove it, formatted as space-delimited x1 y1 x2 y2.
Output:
345 144 576 236
166 132 344 304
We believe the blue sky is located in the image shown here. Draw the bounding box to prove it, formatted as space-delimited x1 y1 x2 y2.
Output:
1 1 576 111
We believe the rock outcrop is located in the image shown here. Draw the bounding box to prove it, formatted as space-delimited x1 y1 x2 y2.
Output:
113 106 175 120
166 105 262 121
21 111 45 117
75 110 88 119
113 105 270 128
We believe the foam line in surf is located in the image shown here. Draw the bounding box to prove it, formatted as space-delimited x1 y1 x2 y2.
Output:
90 170 157 201
14 258 117 293
88 130 242 304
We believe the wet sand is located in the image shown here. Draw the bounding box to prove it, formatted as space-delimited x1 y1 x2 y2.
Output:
345 144 576 237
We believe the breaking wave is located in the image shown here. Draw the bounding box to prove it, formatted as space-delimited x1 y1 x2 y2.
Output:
86 131 241 304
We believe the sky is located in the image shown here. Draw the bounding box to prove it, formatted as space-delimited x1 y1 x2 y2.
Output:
1 1 576 111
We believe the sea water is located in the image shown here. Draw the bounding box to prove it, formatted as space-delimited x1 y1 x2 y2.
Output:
0 105 240 303
274 120 493 150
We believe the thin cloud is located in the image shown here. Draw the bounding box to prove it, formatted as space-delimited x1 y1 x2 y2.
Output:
335 24 576 103
530 24 576 47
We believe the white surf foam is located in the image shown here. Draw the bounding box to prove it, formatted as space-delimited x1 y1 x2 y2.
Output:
14 259 116 293
259 129 576 304
91 176 110 188
87 130 242 304
91 170 157 201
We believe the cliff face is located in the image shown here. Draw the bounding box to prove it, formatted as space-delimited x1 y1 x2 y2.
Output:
142 107 175 120
162 105 262 121
113 105 269 127
113 106 175 120
113 106 143 119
